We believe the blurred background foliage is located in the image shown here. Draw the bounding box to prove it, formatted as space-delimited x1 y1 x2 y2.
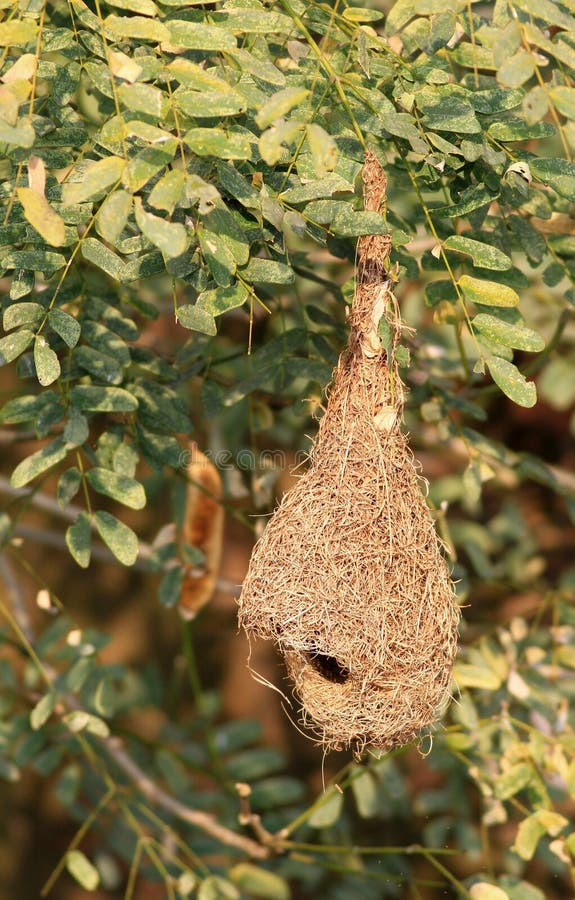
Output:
1 0 575 897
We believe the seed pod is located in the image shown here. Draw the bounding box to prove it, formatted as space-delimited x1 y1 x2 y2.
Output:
180 443 224 621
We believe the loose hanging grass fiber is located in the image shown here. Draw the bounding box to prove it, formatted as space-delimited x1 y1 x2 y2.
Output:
238 152 459 753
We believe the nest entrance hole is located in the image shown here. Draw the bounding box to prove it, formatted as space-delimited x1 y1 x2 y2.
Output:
306 651 350 684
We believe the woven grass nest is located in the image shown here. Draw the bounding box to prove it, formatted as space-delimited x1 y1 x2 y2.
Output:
238 152 459 753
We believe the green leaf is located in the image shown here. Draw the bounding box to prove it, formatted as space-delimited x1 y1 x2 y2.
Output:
229 864 290 900
495 764 533 800
106 0 158 12
48 309 81 348
148 170 186 214
165 19 236 50
17 188 66 247
444 236 512 270
96 190 132 244
132 381 191 433
497 50 536 88
228 49 285 86
77 345 124 384
259 120 302 165
473 314 544 352
0 393 59 424
118 82 167 118
198 226 236 286
514 0 575 30
66 512 92 568
184 128 252 160
486 357 537 408
30 693 56 731
343 7 384 20
435 184 499 218
240 258 294 284
62 157 125 204
105 13 169 41
34 336 60 387
308 787 344 829
197 283 248 316
134 198 188 258
177 304 217 336
255 87 310 129
331 208 388 238
2 250 65 275
0 329 34 365
215 8 294 33
70 385 138 413
122 141 177 193
417 90 480 133
488 118 553 141
459 275 519 308
204 205 249 265
351 767 380 818
64 408 89 447
158 566 184 607
81 238 124 280
86 467 146 510
453 663 502 690
3 302 44 331
58 467 82 508
120 251 165 282
173 87 246 118
94 510 138 566
530 158 575 202
11 437 68 488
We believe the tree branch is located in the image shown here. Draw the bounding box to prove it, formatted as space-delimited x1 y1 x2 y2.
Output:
103 738 270 859
0 551 271 860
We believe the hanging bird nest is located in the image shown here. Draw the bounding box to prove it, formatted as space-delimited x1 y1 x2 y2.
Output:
238 152 459 753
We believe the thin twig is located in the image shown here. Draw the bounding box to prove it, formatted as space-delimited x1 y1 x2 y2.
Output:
102 737 270 859
0 479 239 594
0 556 270 860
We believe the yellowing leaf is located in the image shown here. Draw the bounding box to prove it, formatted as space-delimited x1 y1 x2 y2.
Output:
62 156 125 204
1 53 37 83
255 86 310 129
307 123 338 178
486 357 537 408
17 188 66 247
513 810 568 860
0 20 38 47
108 49 143 83
470 884 510 900
105 13 170 42
454 663 502 690
0 84 19 125
134 198 188 258
459 275 519 308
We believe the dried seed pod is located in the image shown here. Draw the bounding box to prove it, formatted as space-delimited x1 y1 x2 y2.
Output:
238 153 459 753
180 443 224 620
